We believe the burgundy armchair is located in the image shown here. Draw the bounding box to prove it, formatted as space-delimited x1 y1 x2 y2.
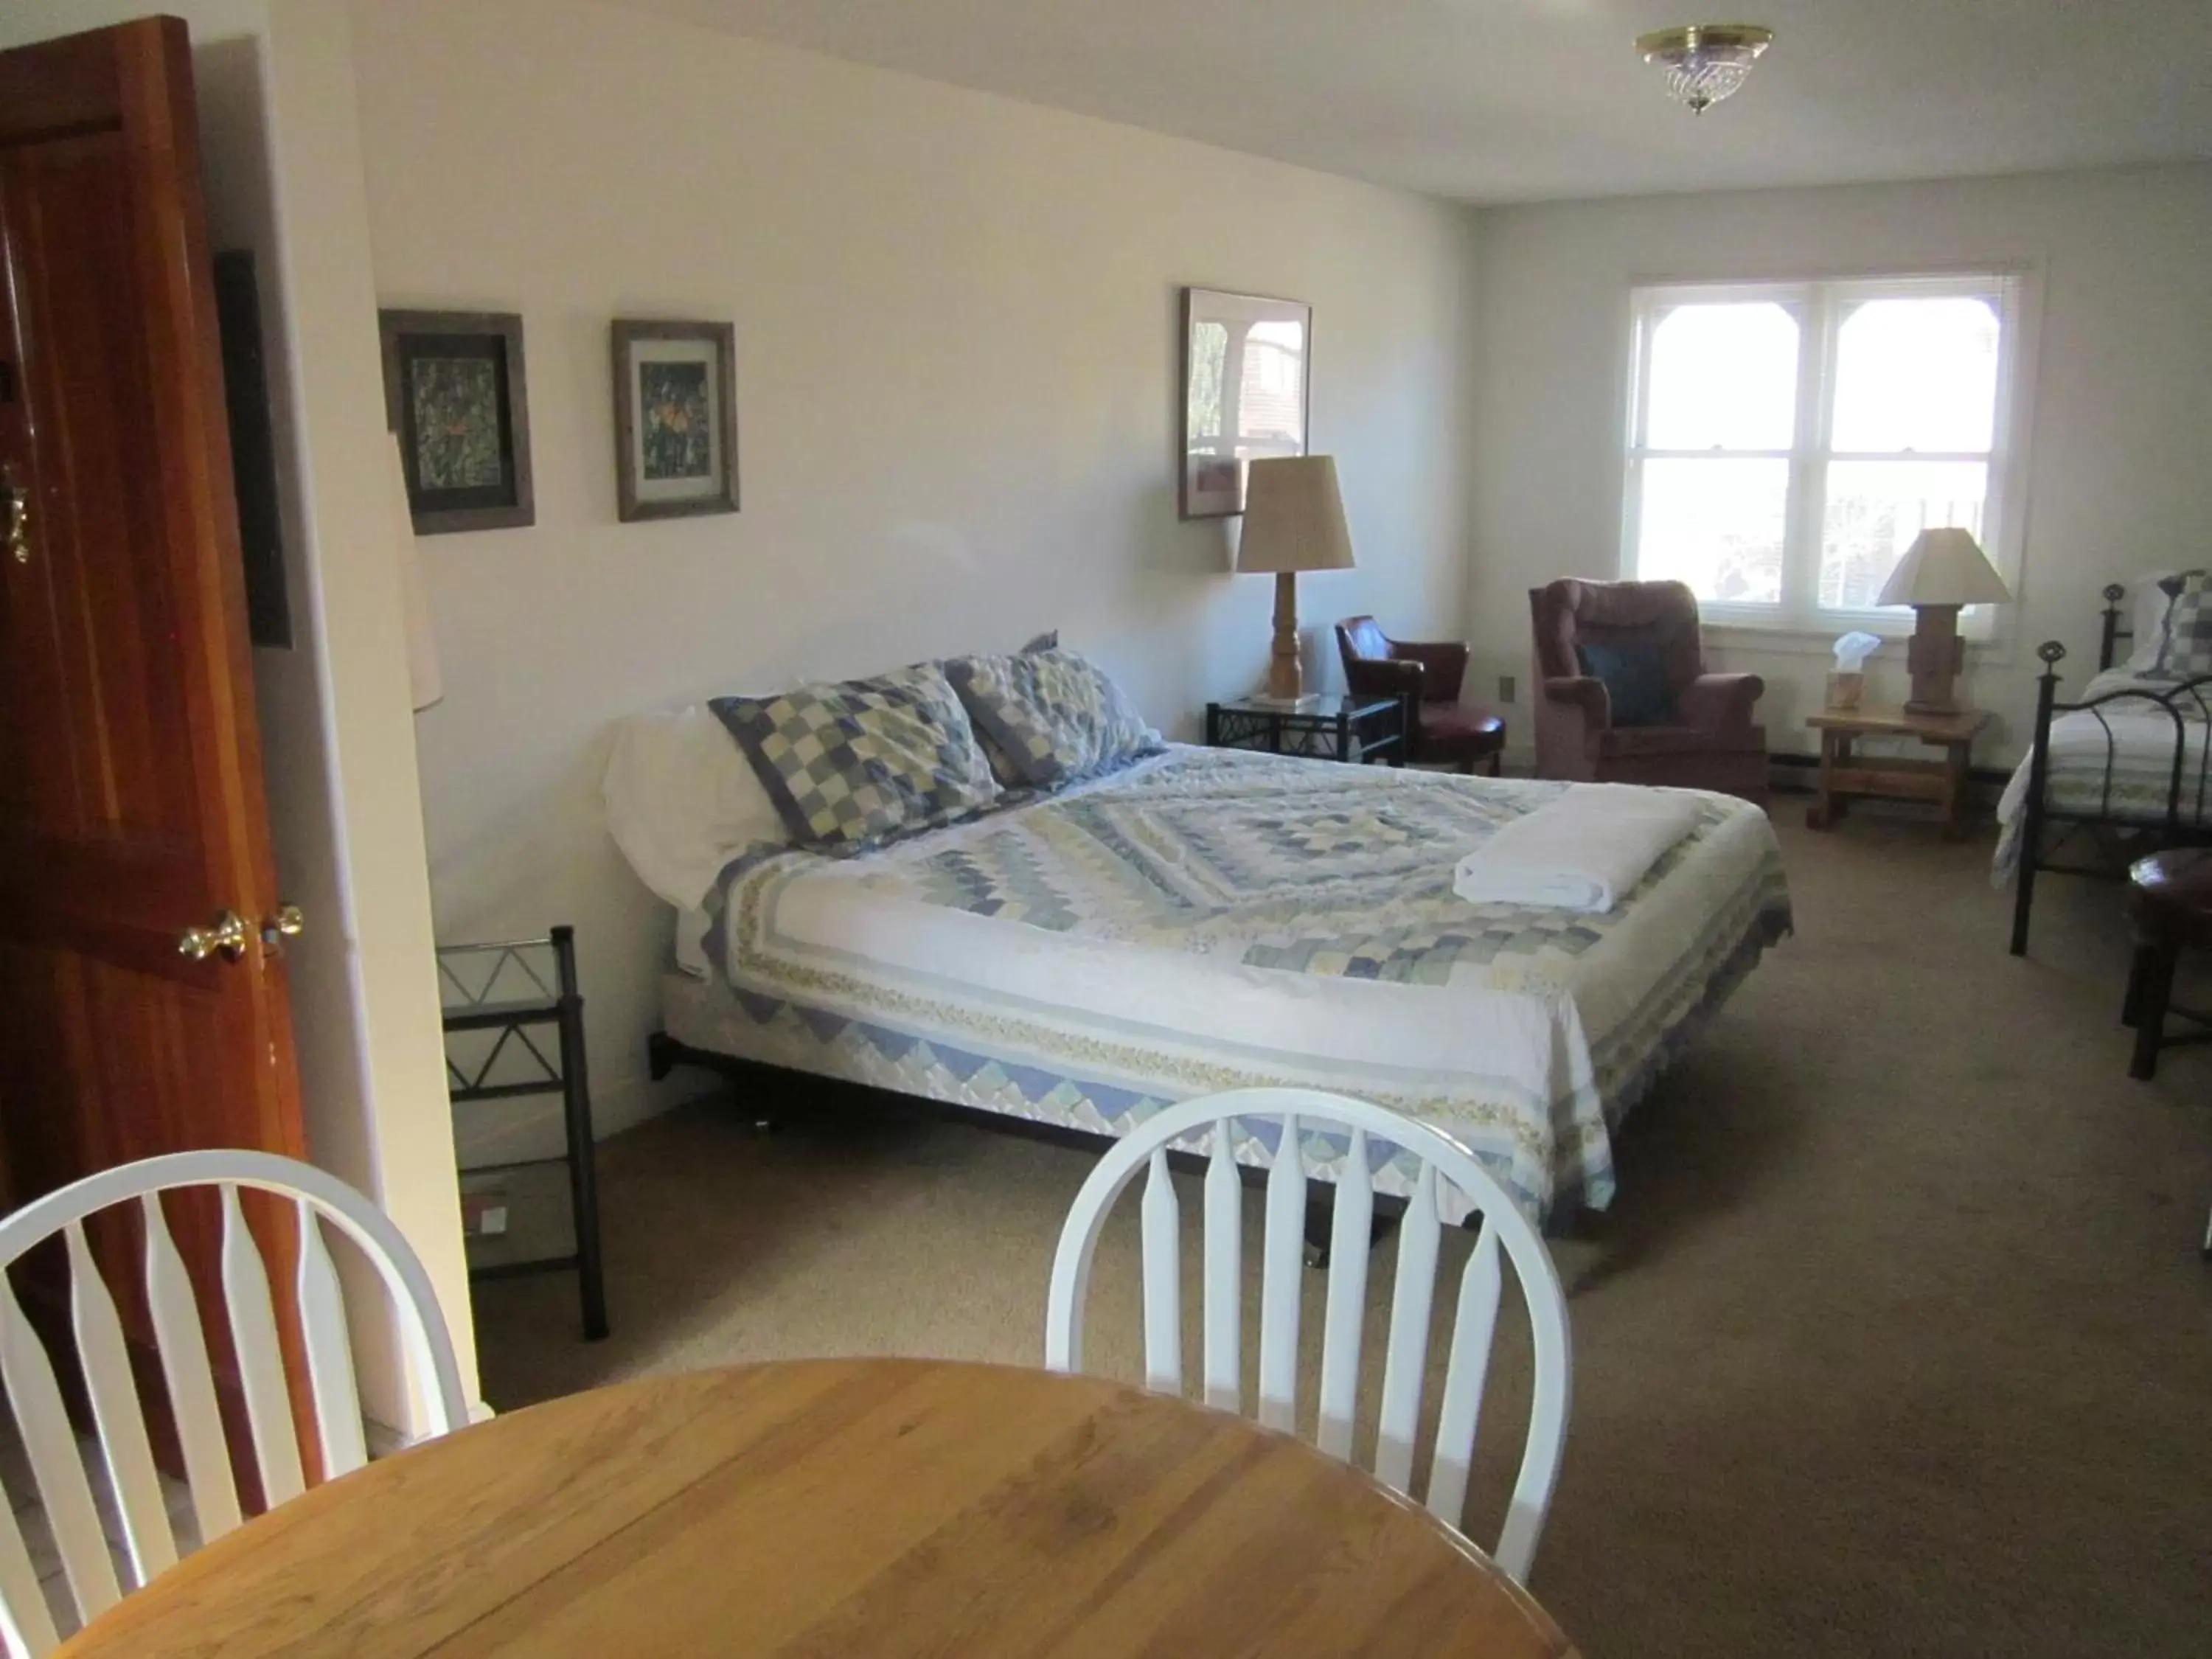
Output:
1528 579 1769 804
1335 616 1506 774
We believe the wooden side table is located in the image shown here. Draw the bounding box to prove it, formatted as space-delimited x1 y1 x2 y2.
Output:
1806 704 1990 840
2122 849 2212 1084
2121 851 2212 1257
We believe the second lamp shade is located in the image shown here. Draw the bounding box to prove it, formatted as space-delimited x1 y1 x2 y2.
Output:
1875 527 2011 608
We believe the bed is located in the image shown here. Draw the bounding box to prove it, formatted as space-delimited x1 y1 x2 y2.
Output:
649 743 1791 1225
1998 581 2212 954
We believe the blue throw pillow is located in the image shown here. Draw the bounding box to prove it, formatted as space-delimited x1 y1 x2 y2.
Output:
1576 640 1673 727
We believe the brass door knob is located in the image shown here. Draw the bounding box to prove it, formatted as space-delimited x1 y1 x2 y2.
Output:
178 909 251 962
2 465 28 566
262 902 305 948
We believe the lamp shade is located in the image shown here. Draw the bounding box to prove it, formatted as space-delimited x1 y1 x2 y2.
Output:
1875 527 2011 608
1236 456 1356 574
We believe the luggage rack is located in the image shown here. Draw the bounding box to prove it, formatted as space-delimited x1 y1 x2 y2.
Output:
437 926 608 1340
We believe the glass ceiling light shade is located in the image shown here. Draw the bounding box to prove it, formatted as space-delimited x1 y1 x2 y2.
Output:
1636 24 1775 114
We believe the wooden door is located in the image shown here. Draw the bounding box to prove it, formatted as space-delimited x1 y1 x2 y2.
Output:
0 18 314 1490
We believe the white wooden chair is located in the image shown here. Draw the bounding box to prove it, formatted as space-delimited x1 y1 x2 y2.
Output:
0 1150 468 1657
1044 1089 1571 1582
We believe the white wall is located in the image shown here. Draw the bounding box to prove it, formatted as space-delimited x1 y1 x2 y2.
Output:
346 0 1482 1146
257 0 482 1427
0 0 481 1431
1467 163 2212 767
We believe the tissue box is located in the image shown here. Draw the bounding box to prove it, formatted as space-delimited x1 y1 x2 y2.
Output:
1825 672 1864 710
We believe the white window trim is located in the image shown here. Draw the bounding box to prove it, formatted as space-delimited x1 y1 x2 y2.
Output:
1621 268 2039 645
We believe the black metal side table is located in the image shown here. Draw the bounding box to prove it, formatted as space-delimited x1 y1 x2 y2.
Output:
437 926 608 1340
1205 694 1406 764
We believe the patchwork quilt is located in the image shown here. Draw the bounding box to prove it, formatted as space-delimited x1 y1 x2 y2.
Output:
684 746 1792 1221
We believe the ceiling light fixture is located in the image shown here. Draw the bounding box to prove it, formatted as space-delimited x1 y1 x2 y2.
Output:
1636 24 1774 114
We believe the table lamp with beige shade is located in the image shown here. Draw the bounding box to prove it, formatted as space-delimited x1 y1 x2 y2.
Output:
1237 455 1354 706
1876 526 2011 716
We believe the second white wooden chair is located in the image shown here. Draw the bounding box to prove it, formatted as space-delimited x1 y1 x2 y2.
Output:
1044 1088 1571 1582
0 1150 468 1658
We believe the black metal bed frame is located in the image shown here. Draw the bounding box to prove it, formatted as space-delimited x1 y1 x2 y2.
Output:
2008 582 2212 955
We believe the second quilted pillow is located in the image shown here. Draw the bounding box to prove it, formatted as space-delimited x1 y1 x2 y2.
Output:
943 647 1162 787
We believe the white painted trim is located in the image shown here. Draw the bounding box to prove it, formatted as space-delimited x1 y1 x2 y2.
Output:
1621 268 2038 643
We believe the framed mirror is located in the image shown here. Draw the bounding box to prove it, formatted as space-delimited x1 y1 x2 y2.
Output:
1180 288 1311 519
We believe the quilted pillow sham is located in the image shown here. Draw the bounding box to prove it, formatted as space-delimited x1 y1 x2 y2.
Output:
942 646 1162 787
2157 571 2212 680
711 663 998 851
2132 568 2211 678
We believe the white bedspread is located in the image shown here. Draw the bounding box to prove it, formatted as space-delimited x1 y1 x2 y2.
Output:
676 747 1791 1221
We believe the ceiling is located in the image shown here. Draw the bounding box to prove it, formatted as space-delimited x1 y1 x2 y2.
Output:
609 0 2212 203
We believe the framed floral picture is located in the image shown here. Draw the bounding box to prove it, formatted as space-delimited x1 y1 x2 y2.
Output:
378 309 534 534
612 319 739 522
1180 288 1312 519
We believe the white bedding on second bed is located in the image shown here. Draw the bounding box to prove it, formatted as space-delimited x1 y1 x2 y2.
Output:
1994 667 2212 877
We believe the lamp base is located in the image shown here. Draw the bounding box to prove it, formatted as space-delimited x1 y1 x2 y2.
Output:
1267 571 1303 701
1903 603 1966 717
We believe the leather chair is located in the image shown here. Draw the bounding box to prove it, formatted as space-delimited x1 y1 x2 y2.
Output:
1335 616 1506 774
1528 578 1768 803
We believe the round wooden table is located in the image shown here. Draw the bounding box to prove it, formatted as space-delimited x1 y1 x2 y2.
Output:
60 1359 1578 1658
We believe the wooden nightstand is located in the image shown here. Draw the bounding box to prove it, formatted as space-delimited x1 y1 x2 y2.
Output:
1806 704 1991 840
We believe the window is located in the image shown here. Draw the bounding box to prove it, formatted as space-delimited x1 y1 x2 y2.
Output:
1238 320 1307 445
1624 274 2025 634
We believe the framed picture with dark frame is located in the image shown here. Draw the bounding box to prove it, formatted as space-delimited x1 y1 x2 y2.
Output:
378 309 534 535
214 251 291 647
1180 287 1312 519
611 319 739 522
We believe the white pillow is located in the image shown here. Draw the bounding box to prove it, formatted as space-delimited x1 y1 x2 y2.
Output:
2121 572 2177 674
603 705 787 911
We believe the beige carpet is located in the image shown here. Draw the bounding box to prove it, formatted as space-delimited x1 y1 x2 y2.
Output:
474 815 2212 1657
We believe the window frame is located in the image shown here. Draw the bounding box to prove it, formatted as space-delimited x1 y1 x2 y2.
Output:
1621 271 2032 641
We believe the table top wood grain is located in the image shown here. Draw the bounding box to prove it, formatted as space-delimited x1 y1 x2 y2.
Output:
1804 703 1990 742
59 1358 1579 1659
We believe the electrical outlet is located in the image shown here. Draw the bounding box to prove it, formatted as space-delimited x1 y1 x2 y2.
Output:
1498 673 1517 703
462 1191 509 1237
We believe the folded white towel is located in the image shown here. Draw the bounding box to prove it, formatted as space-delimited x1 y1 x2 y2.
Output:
1453 785 1702 914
